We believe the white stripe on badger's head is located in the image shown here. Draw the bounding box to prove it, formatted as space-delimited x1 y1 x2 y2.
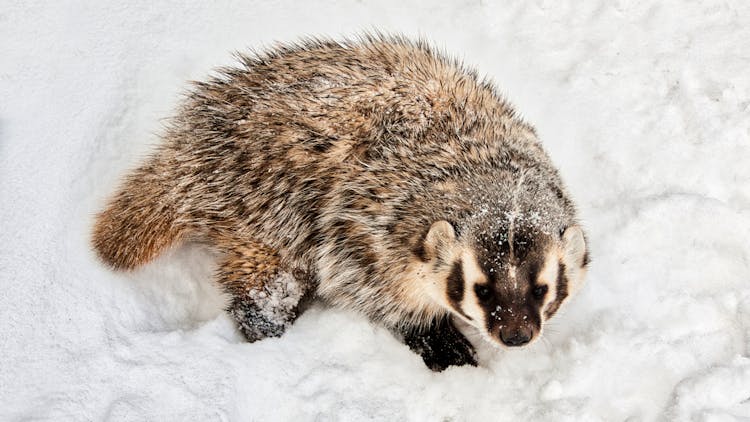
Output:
444 249 488 325
537 251 560 317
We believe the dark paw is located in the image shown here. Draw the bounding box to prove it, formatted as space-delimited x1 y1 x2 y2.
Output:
228 300 288 342
227 270 313 342
403 318 478 372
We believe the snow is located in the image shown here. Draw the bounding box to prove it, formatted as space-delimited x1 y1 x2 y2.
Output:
2 1 749 420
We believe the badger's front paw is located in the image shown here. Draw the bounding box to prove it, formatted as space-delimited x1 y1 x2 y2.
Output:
403 318 478 371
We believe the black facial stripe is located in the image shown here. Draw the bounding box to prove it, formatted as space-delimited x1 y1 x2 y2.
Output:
447 259 471 320
582 248 591 267
545 261 568 318
527 259 541 286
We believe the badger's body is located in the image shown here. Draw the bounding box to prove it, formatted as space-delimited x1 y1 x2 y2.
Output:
93 35 589 371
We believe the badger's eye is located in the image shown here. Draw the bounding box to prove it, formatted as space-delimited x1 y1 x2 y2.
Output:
533 285 548 299
475 284 492 302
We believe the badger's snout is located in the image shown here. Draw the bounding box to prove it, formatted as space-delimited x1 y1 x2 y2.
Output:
485 303 539 347
499 325 533 346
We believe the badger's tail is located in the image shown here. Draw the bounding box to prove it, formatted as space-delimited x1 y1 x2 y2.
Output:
92 156 185 271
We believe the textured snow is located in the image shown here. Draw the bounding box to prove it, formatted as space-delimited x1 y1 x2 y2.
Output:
2 1 749 420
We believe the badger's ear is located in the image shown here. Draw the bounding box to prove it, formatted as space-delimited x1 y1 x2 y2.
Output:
561 225 589 292
419 220 457 262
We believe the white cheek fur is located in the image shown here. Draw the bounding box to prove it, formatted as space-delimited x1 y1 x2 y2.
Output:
458 250 489 329
538 251 560 318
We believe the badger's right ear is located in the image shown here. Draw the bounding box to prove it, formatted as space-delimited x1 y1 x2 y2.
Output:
561 225 589 294
418 220 457 262
562 225 587 267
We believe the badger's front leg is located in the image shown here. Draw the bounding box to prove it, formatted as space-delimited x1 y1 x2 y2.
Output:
400 317 478 371
215 238 313 341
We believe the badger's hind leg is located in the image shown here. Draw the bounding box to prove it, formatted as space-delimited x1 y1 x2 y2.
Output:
215 238 313 342
401 317 477 371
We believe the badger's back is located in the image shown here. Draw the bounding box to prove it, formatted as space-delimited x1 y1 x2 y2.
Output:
172 37 546 235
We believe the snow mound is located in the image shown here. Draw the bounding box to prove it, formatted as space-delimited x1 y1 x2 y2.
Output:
2 1 749 420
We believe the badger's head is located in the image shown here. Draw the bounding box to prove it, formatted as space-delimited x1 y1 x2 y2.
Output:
419 218 588 347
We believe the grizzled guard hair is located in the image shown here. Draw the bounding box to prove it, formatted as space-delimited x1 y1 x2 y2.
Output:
92 33 589 371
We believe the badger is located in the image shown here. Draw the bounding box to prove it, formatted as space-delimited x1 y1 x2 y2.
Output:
92 34 589 371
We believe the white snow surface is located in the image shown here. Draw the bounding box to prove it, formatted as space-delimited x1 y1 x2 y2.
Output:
2 1 750 420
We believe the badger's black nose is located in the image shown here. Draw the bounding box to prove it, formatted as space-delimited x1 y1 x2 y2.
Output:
500 329 531 346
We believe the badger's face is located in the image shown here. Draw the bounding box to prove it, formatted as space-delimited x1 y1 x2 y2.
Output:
421 220 588 347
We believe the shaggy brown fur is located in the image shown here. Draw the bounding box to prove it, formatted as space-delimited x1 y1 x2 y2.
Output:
92 34 587 370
